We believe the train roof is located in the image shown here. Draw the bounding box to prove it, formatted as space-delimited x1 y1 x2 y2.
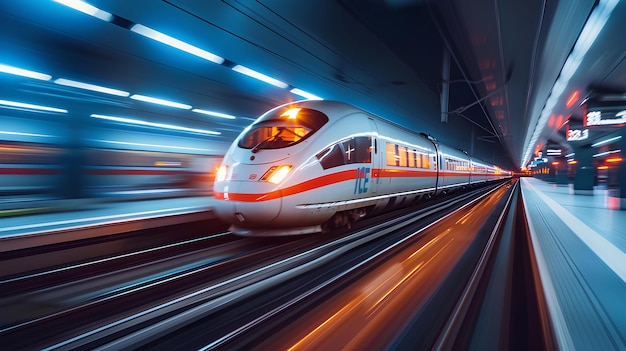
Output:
263 100 362 119
266 100 413 131
291 100 439 139
258 100 505 171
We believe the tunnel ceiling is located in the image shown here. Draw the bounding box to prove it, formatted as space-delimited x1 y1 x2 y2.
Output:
1 0 625 170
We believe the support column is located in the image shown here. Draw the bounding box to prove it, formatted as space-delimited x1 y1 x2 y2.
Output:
59 110 86 199
555 156 568 186
573 146 595 195
610 129 626 208
440 48 450 124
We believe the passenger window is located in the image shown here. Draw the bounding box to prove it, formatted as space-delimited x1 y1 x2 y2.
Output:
422 154 430 169
317 136 372 170
341 139 356 163
317 144 345 170
415 150 422 168
386 142 398 166
399 146 408 167
351 137 372 163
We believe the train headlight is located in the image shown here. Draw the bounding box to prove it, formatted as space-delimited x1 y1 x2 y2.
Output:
260 165 292 184
216 165 228 182
280 107 301 119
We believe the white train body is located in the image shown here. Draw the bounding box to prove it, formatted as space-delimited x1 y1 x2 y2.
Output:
213 100 510 236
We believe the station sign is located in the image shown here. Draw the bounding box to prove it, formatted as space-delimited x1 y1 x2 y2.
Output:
566 125 589 141
585 110 626 127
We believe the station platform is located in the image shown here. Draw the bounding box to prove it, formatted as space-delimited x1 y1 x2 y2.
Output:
520 177 626 350
0 196 218 252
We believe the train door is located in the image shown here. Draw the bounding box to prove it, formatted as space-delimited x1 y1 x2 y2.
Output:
431 141 441 194
368 118 380 194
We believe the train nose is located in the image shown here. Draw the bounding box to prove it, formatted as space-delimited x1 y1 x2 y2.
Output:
214 181 282 225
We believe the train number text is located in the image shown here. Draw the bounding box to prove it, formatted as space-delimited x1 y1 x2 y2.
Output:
354 167 370 194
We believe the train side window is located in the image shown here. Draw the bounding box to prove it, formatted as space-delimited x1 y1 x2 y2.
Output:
394 144 400 166
384 142 432 169
351 137 372 163
399 146 408 167
341 139 355 163
341 137 372 164
414 150 422 168
386 142 398 166
423 154 431 169
408 149 415 168
316 144 345 169
318 137 372 170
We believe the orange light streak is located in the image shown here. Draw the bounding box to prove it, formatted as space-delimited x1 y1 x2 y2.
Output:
287 300 359 351
556 115 563 128
566 90 579 108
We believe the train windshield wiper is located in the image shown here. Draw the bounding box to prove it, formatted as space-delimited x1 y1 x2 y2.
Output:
251 128 286 153
251 138 273 153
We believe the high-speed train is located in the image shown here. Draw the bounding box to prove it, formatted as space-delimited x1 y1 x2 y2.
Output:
0 139 221 199
213 100 511 236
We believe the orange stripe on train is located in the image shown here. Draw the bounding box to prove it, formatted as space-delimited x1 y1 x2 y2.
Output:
215 168 448 202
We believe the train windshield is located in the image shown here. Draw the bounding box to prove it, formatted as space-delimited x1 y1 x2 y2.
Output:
238 107 329 151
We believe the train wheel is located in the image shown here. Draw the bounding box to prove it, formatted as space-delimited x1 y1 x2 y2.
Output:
321 208 369 232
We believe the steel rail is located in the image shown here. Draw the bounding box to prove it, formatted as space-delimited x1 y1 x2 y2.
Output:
431 180 518 350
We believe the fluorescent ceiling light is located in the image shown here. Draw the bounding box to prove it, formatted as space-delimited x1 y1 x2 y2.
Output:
0 64 51 81
0 130 53 138
521 0 620 167
130 94 191 109
130 24 224 65
192 109 236 119
90 139 211 152
91 114 220 135
565 153 575 158
54 78 130 97
232 65 288 89
290 88 322 100
593 149 620 157
0 99 67 113
53 0 113 22
591 135 621 147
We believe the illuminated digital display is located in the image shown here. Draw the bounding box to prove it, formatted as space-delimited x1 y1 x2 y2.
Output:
566 125 589 141
585 110 626 127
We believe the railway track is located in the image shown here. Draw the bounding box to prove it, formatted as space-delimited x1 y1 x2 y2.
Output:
0 181 512 350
